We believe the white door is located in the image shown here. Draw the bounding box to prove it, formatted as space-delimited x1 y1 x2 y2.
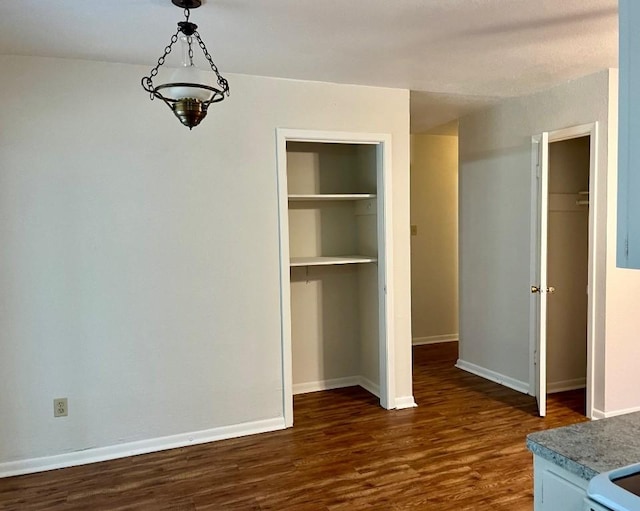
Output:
533 132 549 417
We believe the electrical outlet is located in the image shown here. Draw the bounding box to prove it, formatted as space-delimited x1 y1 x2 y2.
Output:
54 398 68 418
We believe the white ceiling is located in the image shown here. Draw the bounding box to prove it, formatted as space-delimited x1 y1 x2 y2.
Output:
0 0 618 133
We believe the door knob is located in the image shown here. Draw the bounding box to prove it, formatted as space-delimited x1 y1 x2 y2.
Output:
531 286 555 294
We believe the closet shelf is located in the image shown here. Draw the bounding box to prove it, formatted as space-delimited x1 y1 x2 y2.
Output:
288 194 376 201
290 256 377 267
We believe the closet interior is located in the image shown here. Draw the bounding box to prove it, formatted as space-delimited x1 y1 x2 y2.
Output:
285 140 385 403
546 135 590 396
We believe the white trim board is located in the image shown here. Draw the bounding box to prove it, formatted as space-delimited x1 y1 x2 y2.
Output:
0 418 285 479
412 334 458 346
456 359 529 395
293 376 360 395
395 396 418 409
293 376 380 397
359 376 381 398
591 405 640 420
294 375 413 410
547 378 586 394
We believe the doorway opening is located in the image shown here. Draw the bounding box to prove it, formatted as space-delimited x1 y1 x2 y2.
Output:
546 135 590 415
409 131 460 363
531 123 598 419
276 129 396 428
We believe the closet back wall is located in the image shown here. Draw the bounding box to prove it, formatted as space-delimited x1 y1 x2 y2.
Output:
546 137 590 391
0 55 411 472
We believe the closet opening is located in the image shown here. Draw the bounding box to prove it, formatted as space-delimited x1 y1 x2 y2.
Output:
545 135 591 416
276 130 395 428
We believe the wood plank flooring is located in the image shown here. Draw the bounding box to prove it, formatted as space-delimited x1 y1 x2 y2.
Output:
0 343 587 510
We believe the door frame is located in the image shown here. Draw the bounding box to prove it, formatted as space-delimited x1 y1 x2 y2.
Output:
529 122 599 419
275 128 396 428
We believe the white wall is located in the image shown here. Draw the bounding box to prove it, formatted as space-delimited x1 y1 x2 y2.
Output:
458 70 614 409
604 64 640 415
290 266 361 388
410 134 459 343
603 1 640 416
0 55 412 471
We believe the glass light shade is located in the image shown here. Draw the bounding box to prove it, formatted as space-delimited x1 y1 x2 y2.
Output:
163 65 213 101
160 35 214 102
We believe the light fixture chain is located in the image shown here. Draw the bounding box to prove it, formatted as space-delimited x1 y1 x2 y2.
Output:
141 27 181 97
150 32 180 79
188 37 194 66
194 31 230 95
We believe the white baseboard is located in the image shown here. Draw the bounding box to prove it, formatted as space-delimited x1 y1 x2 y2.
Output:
547 378 586 394
293 376 420 411
359 376 380 398
591 405 640 420
412 334 459 346
0 417 286 479
395 396 418 409
293 375 382 398
293 376 360 395
455 359 529 395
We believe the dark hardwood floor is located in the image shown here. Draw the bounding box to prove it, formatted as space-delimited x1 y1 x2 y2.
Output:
0 342 587 510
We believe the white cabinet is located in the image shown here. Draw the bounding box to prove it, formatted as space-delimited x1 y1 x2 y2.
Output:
534 456 589 511
276 130 394 426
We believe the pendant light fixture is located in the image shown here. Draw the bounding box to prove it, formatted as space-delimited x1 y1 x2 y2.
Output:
141 0 230 130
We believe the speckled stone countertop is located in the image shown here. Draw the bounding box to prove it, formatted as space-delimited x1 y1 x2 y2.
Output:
527 412 640 481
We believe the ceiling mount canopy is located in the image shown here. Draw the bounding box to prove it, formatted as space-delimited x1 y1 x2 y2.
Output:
141 0 230 130
171 0 202 8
